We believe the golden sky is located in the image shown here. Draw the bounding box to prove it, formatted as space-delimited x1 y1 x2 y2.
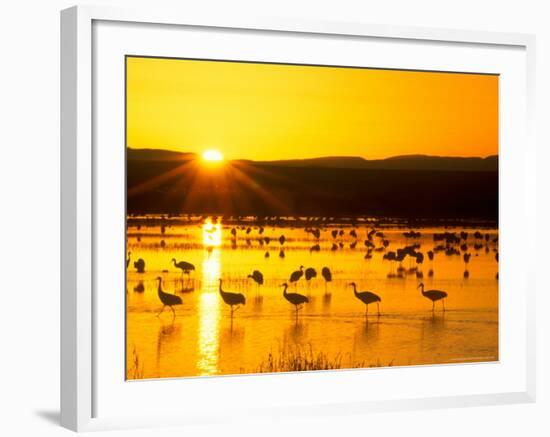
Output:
126 56 498 161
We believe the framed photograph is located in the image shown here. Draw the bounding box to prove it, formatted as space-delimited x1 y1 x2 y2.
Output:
61 5 536 431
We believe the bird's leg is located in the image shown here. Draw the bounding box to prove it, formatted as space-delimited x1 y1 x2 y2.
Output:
170 305 176 317
432 301 435 312
157 305 165 317
377 302 381 317
442 299 446 312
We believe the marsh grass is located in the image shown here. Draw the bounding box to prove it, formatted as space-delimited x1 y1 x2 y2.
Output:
128 346 144 379
256 344 393 373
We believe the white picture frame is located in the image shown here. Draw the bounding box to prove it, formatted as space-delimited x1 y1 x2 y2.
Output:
60 5 536 432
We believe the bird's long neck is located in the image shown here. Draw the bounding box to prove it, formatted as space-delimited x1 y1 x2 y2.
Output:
419 284 426 296
219 280 225 296
157 279 163 294
351 284 358 296
172 259 177 266
283 284 288 296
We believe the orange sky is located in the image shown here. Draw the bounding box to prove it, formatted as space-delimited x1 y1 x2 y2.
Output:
126 56 498 161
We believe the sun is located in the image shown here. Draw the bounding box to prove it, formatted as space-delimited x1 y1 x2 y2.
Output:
202 149 224 162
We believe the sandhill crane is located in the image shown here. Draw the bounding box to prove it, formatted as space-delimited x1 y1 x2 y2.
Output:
279 235 286 245
289 265 304 285
230 227 237 237
218 279 246 318
126 251 131 269
281 283 309 321
418 282 447 312
171 258 195 277
331 229 338 239
348 282 381 316
155 277 182 317
265 251 270 258
279 249 285 258
463 252 471 278
350 229 358 239
248 270 264 288
312 228 321 239
321 266 332 292
305 267 317 286
310 244 321 253
134 258 145 273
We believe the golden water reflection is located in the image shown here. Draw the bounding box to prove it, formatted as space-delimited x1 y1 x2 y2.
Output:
126 216 499 379
202 217 222 247
197 247 221 375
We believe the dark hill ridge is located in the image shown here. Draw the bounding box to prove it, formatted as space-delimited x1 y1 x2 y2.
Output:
127 148 497 172
127 147 498 220
252 154 498 172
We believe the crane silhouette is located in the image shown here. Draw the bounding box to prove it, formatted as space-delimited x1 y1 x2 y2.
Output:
418 282 447 312
171 258 195 278
218 279 246 318
349 282 381 316
134 258 145 273
281 282 309 321
463 252 471 278
155 277 182 317
321 266 332 293
305 267 317 282
247 270 264 290
289 265 304 286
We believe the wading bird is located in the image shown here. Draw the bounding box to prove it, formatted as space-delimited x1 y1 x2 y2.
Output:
305 267 317 283
348 282 381 316
289 265 304 285
281 282 309 320
219 279 246 318
418 282 447 312
463 252 471 278
171 258 195 277
134 258 145 273
156 277 182 317
248 270 264 287
321 266 332 292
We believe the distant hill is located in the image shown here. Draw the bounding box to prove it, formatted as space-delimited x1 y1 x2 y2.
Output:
127 147 498 220
127 148 197 161
128 148 497 172
251 154 498 172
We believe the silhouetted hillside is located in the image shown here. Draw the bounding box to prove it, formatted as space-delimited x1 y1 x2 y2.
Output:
127 148 498 220
251 154 498 172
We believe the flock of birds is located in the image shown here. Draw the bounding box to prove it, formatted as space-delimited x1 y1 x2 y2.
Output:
134 257 449 321
128 223 497 321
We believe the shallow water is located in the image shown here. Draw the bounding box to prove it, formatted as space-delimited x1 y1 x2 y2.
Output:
126 216 498 379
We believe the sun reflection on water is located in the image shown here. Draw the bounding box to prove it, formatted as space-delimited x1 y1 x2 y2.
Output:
197 221 222 375
202 217 222 247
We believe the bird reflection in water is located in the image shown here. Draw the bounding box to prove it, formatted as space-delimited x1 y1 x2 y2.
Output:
155 319 181 376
